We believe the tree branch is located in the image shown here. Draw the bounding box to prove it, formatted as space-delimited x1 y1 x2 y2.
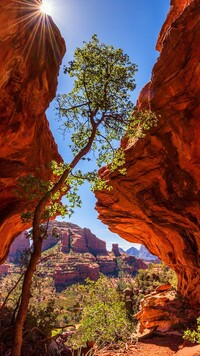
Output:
59 102 90 112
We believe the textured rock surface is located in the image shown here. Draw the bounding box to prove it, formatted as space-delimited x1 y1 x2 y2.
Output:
42 221 107 255
96 0 200 306
135 286 197 334
8 231 30 261
9 220 146 289
175 345 200 356
0 0 65 263
112 243 121 256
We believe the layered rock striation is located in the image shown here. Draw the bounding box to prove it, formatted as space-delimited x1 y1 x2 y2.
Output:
4 220 147 290
0 0 65 263
96 0 200 306
43 221 147 290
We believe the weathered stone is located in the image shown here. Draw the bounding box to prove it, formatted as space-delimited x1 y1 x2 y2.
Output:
83 228 107 255
96 0 200 306
0 0 65 263
8 231 30 261
175 345 200 356
0 263 10 275
135 288 196 334
112 243 121 256
156 284 172 292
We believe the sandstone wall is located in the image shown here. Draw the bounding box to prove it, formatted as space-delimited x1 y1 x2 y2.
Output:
96 0 200 306
0 0 65 263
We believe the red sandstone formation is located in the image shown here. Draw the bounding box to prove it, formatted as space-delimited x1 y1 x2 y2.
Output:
97 254 117 275
0 264 10 276
26 220 147 289
83 228 107 255
112 243 121 256
135 286 198 335
96 0 200 306
8 231 30 261
41 221 107 255
0 0 65 263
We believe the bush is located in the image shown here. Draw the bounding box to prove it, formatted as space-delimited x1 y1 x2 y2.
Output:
68 276 132 348
183 317 200 344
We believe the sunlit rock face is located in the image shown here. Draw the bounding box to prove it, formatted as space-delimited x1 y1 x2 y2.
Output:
0 0 66 263
96 0 200 306
135 285 197 334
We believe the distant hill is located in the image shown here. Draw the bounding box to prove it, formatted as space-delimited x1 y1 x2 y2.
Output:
2 221 147 291
126 245 158 261
126 246 140 257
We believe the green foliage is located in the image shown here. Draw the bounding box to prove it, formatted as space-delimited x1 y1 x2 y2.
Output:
135 263 177 292
183 317 200 344
17 35 158 223
68 276 132 348
132 263 178 313
57 35 156 169
26 299 59 336
127 109 158 140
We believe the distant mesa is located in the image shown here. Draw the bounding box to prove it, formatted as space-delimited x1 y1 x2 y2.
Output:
2 220 147 291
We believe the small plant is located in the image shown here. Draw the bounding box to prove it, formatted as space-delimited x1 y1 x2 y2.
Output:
183 317 200 344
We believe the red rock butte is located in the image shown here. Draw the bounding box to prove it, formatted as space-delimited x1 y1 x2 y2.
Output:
96 0 200 307
0 0 65 263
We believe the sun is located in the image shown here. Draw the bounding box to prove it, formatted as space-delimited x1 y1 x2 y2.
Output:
40 1 53 16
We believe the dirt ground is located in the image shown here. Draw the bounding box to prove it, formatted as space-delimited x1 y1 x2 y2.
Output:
94 334 200 356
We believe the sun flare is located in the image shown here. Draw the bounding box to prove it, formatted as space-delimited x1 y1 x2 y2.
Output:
40 1 53 16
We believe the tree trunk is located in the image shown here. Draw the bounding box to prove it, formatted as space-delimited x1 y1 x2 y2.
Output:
11 238 43 356
11 123 97 355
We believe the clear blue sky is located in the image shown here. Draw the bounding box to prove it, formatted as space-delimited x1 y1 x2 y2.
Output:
46 0 170 251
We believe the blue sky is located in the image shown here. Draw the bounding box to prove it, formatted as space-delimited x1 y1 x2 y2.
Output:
46 0 170 251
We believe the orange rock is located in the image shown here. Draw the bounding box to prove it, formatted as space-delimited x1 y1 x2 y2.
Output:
96 0 200 306
175 345 200 356
135 289 196 334
156 284 172 292
0 0 65 263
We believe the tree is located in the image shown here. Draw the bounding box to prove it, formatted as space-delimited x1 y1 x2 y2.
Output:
68 276 132 348
11 35 157 355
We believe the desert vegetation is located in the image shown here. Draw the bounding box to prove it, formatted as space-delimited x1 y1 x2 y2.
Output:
0 260 178 354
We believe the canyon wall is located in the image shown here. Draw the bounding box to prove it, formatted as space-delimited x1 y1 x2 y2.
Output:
0 0 65 263
96 0 200 306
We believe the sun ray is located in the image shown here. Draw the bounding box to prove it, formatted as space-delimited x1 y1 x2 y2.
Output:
40 0 54 16
4 0 61 64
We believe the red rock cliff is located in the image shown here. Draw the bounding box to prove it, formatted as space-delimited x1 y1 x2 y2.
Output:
0 0 66 263
96 0 200 306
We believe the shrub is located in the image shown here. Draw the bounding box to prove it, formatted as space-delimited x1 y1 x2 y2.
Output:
68 276 132 348
183 317 200 344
